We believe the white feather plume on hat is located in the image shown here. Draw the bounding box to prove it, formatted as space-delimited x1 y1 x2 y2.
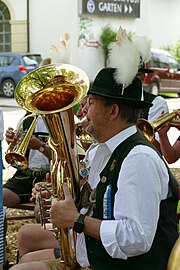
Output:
132 35 151 64
108 26 140 88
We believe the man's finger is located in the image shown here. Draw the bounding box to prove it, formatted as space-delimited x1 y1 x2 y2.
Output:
63 182 71 199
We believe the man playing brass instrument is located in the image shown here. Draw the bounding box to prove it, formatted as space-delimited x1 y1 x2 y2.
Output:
9 97 90 265
3 113 51 207
10 27 179 270
49 72 178 270
158 110 180 164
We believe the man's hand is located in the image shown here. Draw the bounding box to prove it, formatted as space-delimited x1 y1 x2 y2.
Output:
169 111 180 131
5 127 15 144
50 183 79 229
158 123 170 137
31 173 51 203
31 174 52 222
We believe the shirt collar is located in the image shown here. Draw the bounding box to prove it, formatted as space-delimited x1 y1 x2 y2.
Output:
104 125 137 154
85 125 137 160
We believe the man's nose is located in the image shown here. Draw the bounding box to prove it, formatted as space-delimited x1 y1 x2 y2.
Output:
82 104 88 115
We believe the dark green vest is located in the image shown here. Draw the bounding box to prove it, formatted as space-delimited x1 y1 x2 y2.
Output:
85 130 178 270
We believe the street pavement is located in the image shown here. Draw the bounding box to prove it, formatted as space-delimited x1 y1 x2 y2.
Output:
0 96 179 168
0 97 19 108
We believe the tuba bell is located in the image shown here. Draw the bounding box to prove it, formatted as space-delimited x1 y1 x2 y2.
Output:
14 63 89 269
137 109 180 142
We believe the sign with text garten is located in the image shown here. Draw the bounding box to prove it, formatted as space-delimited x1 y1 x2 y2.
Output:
82 0 140 18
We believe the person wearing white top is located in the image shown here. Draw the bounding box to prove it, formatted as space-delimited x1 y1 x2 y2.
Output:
7 98 90 265
9 29 178 270
47 39 177 269
3 113 51 207
48 72 178 270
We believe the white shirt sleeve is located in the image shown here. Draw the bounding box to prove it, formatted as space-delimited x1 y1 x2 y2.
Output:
148 96 169 123
100 145 169 259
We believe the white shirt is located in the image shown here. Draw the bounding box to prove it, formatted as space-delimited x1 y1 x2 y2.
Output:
20 115 50 171
148 96 168 122
28 115 49 171
77 125 169 267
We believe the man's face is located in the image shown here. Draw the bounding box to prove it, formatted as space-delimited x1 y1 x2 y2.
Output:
76 97 88 120
86 95 111 142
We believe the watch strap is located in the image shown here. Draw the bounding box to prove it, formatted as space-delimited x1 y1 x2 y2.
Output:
73 213 86 233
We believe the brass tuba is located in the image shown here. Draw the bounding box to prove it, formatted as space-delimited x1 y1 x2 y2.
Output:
137 109 180 142
167 236 180 270
5 113 38 169
14 63 89 269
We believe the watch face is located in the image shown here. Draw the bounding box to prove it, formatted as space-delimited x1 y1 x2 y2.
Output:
74 221 84 234
73 214 85 234
39 146 45 152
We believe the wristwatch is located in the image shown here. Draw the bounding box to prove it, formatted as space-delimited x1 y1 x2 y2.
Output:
38 143 45 153
73 214 86 234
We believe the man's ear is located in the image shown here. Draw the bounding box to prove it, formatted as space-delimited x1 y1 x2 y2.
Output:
110 104 119 120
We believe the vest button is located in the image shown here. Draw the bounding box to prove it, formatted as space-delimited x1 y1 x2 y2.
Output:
101 176 107 183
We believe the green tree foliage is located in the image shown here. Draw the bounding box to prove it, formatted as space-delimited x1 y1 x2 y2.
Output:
100 25 117 67
163 40 180 63
100 25 136 67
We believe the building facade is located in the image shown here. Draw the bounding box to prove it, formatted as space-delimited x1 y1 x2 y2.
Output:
1 0 180 80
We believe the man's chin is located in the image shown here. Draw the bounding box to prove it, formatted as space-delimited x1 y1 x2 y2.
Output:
86 124 94 135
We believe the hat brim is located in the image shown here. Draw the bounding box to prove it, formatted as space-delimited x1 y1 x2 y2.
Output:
88 88 152 108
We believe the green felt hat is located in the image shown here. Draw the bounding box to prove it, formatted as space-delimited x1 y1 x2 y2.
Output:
88 68 152 108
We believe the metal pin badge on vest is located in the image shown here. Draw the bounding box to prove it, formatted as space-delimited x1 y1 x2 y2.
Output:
101 176 107 183
79 161 90 178
110 159 116 172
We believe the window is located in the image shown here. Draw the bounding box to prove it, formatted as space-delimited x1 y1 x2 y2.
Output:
23 54 43 66
3 56 15 66
0 1 11 52
150 53 168 69
168 56 179 71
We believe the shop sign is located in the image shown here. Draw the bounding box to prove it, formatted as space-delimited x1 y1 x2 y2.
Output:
82 0 140 18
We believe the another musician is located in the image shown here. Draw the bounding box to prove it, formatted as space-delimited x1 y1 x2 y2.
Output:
158 110 180 163
3 114 51 207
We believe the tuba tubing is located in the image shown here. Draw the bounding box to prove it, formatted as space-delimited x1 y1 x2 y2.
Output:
137 109 180 142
